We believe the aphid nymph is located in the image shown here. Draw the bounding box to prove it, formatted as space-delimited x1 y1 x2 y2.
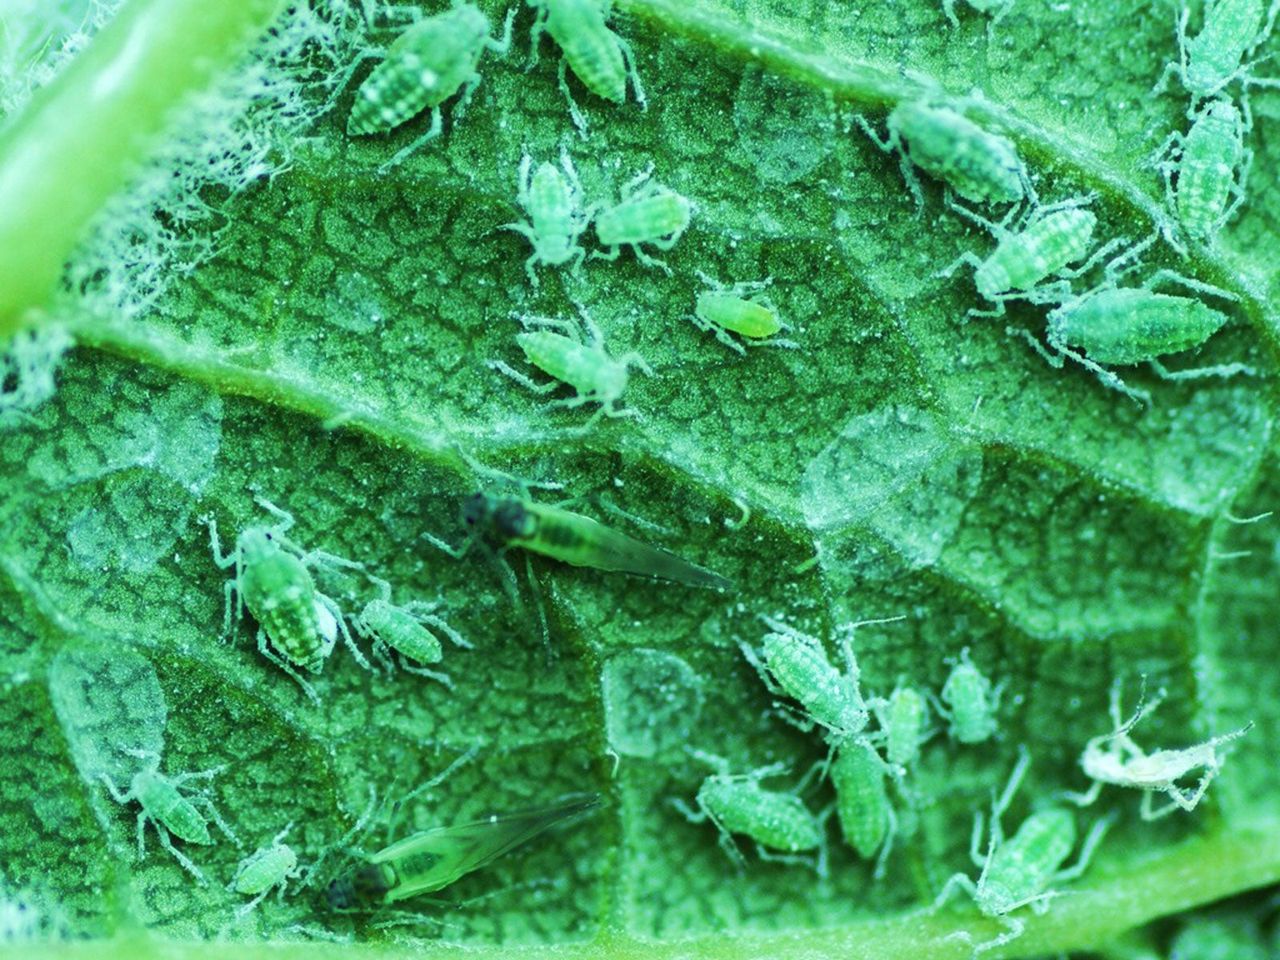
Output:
502 146 597 286
932 647 1003 745
592 164 692 274
229 824 301 917
690 272 796 354
352 575 472 686
1154 0 1280 104
1154 98 1252 252
830 740 898 878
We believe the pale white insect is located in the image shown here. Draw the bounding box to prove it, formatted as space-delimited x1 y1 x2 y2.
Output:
502 147 597 286
228 824 301 917
1066 677 1253 820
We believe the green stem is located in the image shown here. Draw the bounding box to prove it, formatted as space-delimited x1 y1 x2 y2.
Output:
13 825 1280 959
0 0 287 340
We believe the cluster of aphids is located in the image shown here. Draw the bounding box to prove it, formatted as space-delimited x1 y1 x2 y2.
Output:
676 618 1253 954
856 0 1276 405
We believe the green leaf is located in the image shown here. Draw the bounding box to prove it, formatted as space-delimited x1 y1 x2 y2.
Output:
2 0 1280 957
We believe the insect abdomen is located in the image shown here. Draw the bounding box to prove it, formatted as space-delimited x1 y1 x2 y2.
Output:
893 102 1023 203
596 194 690 244
548 6 627 103
831 743 890 858
1057 292 1228 365
699 781 822 851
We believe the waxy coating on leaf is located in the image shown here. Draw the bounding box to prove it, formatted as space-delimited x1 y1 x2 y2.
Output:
491 308 652 426
458 492 734 591
325 794 602 909
100 752 238 884
674 751 829 875
859 100 1030 210
206 497 371 703
229 825 300 917
830 741 896 876
503 148 596 286
933 750 1111 954
1156 98 1251 249
527 0 646 132
1066 677 1254 819
345 3 513 169
593 165 692 274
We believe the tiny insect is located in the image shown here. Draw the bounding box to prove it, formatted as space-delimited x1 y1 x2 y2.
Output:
1021 260 1250 404
689 272 797 355
448 492 734 591
1154 98 1252 251
857 99 1031 212
490 306 652 427
673 750 830 875
933 749 1111 954
830 740 898 878
941 196 1128 316
229 824 301 917
353 575 472 686
325 794 601 909
592 164 692 274
527 0 646 134
933 648 1003 745
873 684 932 769
345 2 514 171
207 497 371 703
941 0 1015 37
741 617 875 745
502 147 597 287
1154 0 1280 103
100 752 238 883
1066 677 1253 820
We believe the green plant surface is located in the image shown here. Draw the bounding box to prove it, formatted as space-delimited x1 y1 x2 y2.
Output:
2 0 1280 957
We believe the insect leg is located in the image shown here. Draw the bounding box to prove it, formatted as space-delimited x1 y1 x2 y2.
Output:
558 58 590 137
489 359 562 394
1054 813 1113 880
1149 358 1256 382
930 871 978 911
155 824 207 883
377 108 444 174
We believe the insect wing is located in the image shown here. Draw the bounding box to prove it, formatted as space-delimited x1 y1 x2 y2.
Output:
372 794 601 902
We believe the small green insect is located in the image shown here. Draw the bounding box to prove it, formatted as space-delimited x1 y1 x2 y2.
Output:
1066 677 1253 820
1155 98 1252 251
942 196 1127 316
325 794 601 909
830 740 897 878
446 492 734 591
100 752 237 883
527 0 646 134
352 575 472 686
502 147 597 287
673 750 830 875
229 824 301 917
345 2 514 171
1021 262 1250 404
933 648 1002 745
1170 917 1270 960
941 0 1014 34
1154 0 1280 103
743 616 902 745
689 272 797 355
593 165 692 274
933 749 1111 954
873 685 932 769
857 99 1031 212
490 307 652 427
206 496 371 704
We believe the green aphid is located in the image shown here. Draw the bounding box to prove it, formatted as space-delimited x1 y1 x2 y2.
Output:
873 684 931 768
229 824 300 917
353 575 472 686
458 492 734 592
690 272 796 355
325 794 601 909
830 740 896 877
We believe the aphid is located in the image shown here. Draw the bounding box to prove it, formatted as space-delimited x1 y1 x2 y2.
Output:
1066 677 1253 820
933 648 1002 745
346 2 514 171
325 794 601 909
1155 98 1252 251
490 306 652 426
229 824 301 917
689 272 797 355
857 99 1031 212
673 751 830 875
830 740 897 878
740 617 872 745
941 0 1015 30
942 196 1127 316
452 492 733 591
933 750 1111 954
1023 263 1249 404
206 496 371 704
1154 0 1280 103
352 575 471 686
527 0 646 133
100 753 237 883
502 147 597 286
873 685 932 768
593 165 692 274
